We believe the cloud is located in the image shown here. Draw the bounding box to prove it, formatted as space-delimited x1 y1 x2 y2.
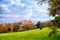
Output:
10 0 16 5
24 11 33 20
0 0 54 23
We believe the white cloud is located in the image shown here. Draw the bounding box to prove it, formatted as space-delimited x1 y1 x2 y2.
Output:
1 4 11 12
1 4 6 8
11 1 16 5
25 12 32 20
21 3 25 7
0 0 54 23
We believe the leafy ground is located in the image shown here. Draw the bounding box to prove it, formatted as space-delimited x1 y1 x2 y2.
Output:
0 27 60 40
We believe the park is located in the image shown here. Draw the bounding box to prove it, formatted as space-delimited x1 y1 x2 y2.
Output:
0 0 60 40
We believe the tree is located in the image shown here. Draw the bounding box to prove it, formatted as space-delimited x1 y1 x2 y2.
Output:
36 21 43 29
13 23 20 32
37 0 60 16
36 0 60 36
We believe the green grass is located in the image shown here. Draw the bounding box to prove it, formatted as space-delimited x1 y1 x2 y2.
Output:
0 27 60 40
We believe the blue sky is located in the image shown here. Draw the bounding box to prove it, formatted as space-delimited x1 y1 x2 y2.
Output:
0 0 54 23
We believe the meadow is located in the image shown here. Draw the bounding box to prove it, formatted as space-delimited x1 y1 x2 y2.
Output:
0 27 60 40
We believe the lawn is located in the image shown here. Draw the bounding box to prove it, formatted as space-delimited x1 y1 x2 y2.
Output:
0 27 60 40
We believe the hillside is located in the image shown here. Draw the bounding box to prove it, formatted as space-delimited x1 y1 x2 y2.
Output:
0 27 60 40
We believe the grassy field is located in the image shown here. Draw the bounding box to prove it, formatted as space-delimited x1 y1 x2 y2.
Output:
0 27 60 40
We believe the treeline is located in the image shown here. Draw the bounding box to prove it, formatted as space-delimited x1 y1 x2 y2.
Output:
0 20 52 33
36 21 52 29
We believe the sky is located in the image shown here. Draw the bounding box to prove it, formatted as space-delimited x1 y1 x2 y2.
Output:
0 0 54 24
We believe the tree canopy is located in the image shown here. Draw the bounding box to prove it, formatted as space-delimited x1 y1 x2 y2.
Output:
37 0 60 35
37 0 60 16
37 0 60 25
